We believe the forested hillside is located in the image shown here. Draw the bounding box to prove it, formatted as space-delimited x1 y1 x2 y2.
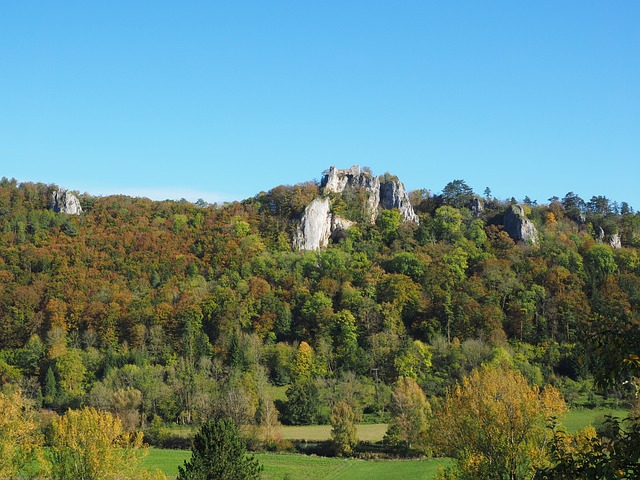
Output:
0 171 639 435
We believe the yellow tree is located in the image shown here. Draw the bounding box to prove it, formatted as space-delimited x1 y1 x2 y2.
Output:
330 400 359 456
433 366 566 480
0 388 42 478
292 341 315 380
385 376 431 452
46 407 158 480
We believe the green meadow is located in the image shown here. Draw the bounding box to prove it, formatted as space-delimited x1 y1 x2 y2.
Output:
144 407 628 479
142 450 451 480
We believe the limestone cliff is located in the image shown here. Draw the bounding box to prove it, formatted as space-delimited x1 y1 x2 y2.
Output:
292 197 356 251
320 166 418 224
609 233 622 249
321 166 381 223
503 204 538 244
379 179 419 223
51 189 83 215
294 166 418 250
596 226 622 249
292 197 332 251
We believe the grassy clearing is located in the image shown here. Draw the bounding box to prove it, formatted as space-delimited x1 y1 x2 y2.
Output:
141 448 188 477
164 423 388 443
142 449 451 480
280 423 387 442
278 408 630 442
560 407 629 433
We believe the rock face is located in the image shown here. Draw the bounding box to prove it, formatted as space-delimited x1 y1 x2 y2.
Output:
321 166 381 223
331 215 355 242
503 204 538 244
380 180 419 223
320 166 418 224
294 166 419 250
471 198 484 217
596 226 622 248
609 233 622 249
292 197 357 251
51 190 83 215
292 197 332 251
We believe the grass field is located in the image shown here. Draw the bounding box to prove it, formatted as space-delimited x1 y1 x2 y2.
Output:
280 423 388 442
142 449 451 479
277 407 629 441
149 407 628 479
561 407 628 433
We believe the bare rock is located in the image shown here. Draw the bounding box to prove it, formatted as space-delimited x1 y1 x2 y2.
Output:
609 233 622 249
471 198 484 217
292 197 333 251
294 166 419 250
595 226 622 248
320 165 418 224
503 204 538 244
331 215 355 242
321 166 380 222
379 178 419 224
51 190 83 215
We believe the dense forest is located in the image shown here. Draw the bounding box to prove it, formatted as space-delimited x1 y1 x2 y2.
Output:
1 170 639 477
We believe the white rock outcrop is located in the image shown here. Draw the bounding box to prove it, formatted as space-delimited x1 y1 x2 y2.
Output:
292 196 359 251
294 166 419 250
321 166 381 223
320 166 418 224
379 179 419 223
503 204 538 244
597 226 622 248
51 190 83 215
609 233 622 249
292 197 333 251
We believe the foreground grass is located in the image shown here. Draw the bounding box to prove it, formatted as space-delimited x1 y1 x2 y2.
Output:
150 407 627 478
259 454 451 480
142 449 451 479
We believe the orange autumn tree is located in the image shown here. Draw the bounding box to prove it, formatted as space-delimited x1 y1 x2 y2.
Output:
433 365 566 480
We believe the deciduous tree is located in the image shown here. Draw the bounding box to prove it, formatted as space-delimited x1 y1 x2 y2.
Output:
386 376 430 452
0 388 42 478
330 400 359 456
46 407 149 480
433 366 566 480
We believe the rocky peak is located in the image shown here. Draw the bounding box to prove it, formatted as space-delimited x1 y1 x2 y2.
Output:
596 226 622 249
321 166 377 194
51 189 83 215
294 166 419 250
503 204 538 244
321 166 380 223
379 179 419 223
320 165 418 224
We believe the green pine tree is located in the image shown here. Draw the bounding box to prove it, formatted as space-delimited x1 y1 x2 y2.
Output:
177 419 263 480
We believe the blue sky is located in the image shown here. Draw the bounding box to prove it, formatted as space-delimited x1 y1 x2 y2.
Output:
1 2 639 208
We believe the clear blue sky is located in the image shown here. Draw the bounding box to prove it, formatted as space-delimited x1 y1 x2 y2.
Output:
1 2 639 208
